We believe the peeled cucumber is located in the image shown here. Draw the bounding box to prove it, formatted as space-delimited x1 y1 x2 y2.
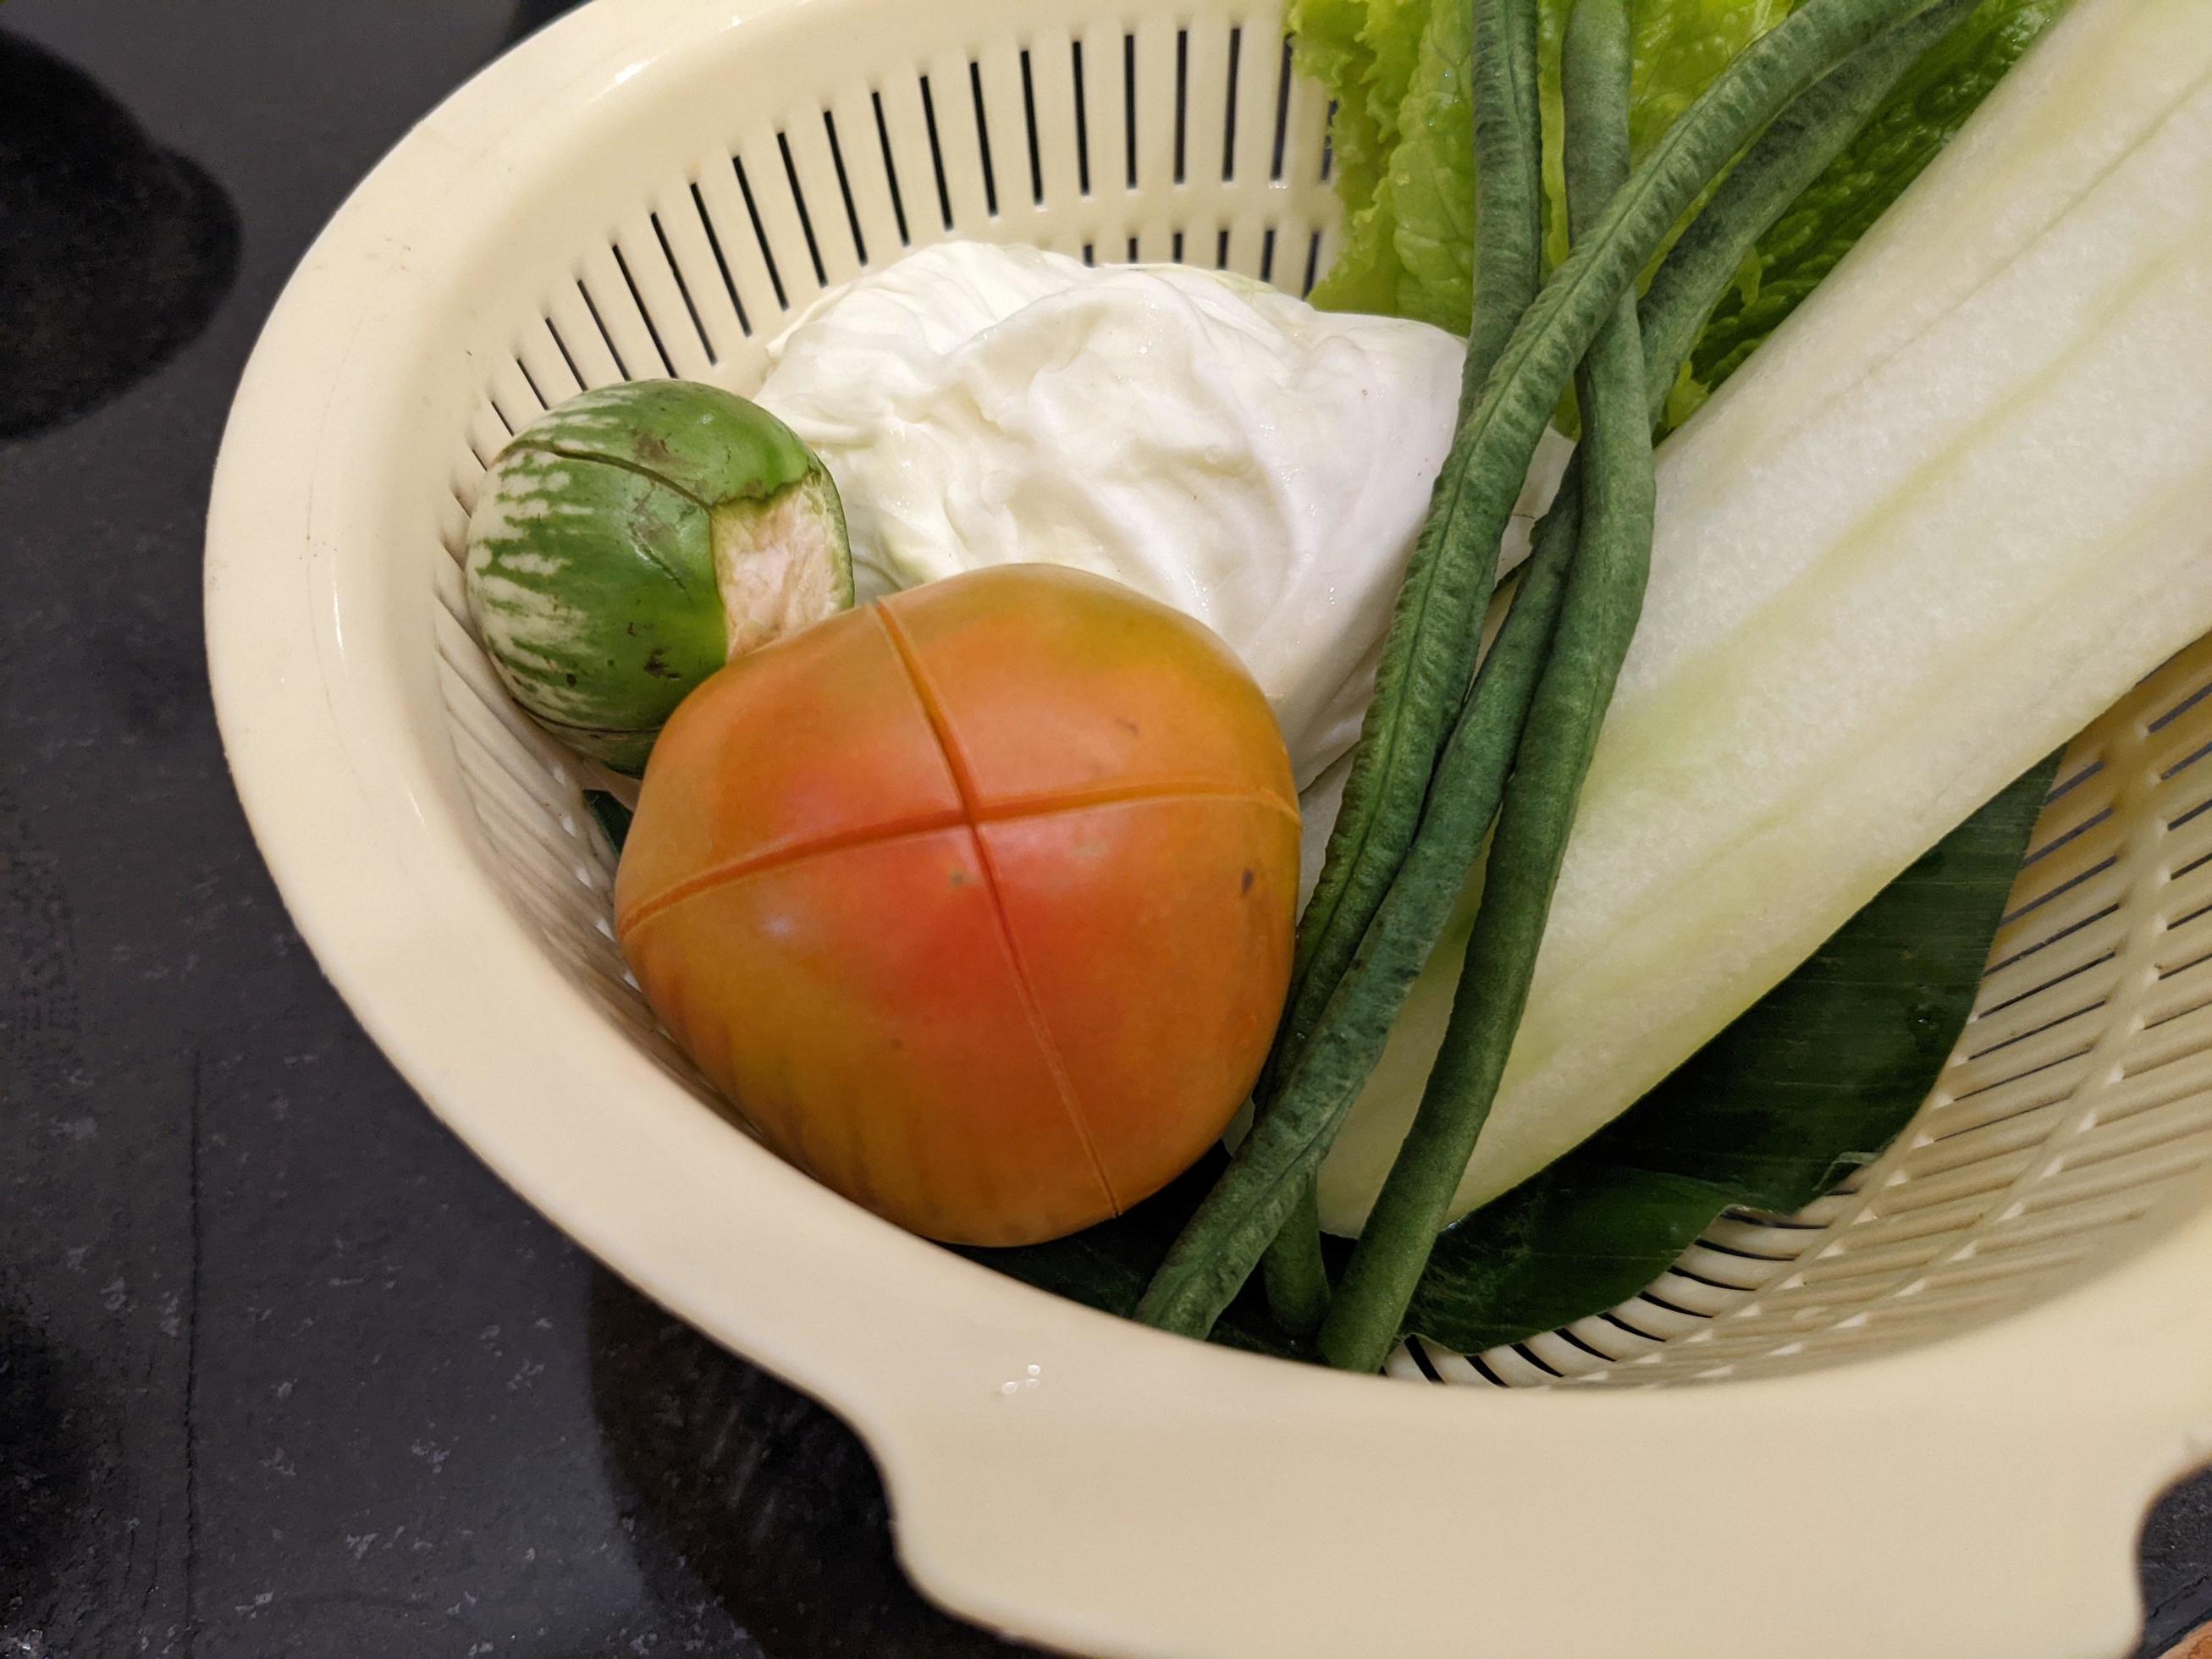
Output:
1317 0 2212 1233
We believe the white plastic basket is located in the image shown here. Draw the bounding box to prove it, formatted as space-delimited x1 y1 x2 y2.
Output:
206 1 2212 1653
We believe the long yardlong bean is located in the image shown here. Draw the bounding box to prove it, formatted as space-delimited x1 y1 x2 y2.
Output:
1277 0 1542 1109
1319 0 1654 1374
1260 0 1547 1338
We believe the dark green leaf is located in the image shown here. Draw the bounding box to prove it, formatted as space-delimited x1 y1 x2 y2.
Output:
585 789 633 854
1401 748 2062 1354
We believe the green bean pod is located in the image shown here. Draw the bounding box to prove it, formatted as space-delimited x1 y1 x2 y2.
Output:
1260 0 1547 1337
1320 0 1654 1375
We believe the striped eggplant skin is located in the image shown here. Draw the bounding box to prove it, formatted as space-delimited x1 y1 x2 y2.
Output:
464 381 853 772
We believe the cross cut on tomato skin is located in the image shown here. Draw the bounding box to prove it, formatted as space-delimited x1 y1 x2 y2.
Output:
615 565 1300 1246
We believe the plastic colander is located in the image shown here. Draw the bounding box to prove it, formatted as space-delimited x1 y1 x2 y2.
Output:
204 0 2212 1652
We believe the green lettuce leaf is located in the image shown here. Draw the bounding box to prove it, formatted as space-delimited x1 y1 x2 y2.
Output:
1377 0 1479 328
1294 0 1387 210
1296 0 1406 314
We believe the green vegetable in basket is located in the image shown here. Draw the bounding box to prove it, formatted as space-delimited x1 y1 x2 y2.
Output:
465 381 852 772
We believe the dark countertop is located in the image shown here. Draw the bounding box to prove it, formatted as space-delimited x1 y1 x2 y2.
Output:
0 3 2204 1656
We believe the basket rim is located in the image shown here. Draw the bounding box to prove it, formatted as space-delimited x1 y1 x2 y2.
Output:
204 0 2212 1652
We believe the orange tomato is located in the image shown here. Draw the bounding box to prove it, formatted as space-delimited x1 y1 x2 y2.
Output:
615 565 1300 1246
